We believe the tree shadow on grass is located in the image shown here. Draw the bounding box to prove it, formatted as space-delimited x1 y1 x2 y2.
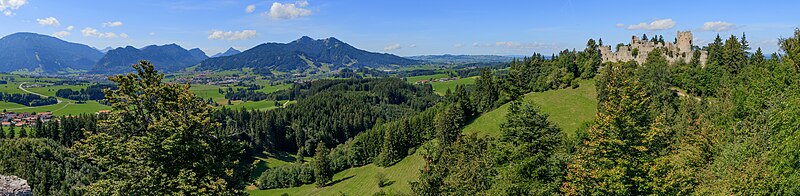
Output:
272 151 297 163
380 180 395 187
327 175 355 186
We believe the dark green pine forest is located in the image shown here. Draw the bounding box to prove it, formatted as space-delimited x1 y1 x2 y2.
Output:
1 29 800 195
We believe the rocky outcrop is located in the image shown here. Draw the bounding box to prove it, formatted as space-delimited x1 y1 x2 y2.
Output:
0 175 32 196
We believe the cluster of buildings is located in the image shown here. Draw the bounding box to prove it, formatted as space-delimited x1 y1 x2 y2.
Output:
172 74 248 85
0 112 54 127
414 77 459 84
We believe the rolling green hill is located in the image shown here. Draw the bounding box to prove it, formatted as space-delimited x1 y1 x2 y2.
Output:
462 79 597 138
250 149 424 196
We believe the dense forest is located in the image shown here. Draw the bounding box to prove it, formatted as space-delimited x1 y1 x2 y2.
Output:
1 29 800 195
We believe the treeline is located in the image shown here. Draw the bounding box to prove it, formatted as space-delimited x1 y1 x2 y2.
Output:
0 92 57 106
504 39 601 94
55 84 116 101
224 88 269 101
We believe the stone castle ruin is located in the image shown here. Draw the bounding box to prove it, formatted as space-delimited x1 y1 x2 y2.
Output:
600 31 707 66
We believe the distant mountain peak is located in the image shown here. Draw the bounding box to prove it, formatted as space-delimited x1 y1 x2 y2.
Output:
292 36 316 44
210 47 241 58
0 32 104 72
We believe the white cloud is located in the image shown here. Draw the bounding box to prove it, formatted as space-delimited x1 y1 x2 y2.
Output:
148 32 156 36
103 21 123 27
267 1 312 20
0 0 27 16
409 44 417 48
246 4 256 13
383 43 401 51
702 21 738 32
81 27 99 37
52 31 70 38
208 30 257 40
100 32 118 38
625 18 676 31
37 17 60 26
296 0 309 7
454 43 464 48
66 25 74 31
81 27 125 39
615 23 625 28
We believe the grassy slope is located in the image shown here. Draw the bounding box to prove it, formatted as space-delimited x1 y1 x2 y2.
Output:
250 151 424 196
431 76 477 95
462 80 598 138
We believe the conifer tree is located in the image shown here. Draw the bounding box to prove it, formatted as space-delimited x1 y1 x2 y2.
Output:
313 142 332 187
8 125 15 139
18 127 26 138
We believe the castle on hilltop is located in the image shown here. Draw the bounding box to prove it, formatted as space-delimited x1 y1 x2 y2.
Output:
600 31 707 66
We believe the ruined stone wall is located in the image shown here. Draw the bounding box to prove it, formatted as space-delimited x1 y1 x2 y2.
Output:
599 31 708 66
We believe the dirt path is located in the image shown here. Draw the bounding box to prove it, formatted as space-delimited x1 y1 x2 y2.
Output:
19 82 62 103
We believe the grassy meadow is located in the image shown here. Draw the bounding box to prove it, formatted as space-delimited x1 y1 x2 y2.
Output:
462 80 598 138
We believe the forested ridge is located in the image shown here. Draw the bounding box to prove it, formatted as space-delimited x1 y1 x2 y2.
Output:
1 29 800 195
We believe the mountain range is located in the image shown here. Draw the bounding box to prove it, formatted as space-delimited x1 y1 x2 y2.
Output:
0 33 420 75
92 44 206 74
196 36 419 74
0 32 103 73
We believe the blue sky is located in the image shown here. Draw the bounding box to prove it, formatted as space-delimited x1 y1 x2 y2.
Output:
1 0 798 56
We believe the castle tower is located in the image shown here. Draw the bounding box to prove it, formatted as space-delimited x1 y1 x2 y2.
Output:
677 31 693 53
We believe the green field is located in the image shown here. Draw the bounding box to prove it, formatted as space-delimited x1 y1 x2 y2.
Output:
1 80 111 115
255 84 291 94
462 80 597 138
251 150 424 196
431 76 477 95
405 73 449 83
226 100 286 111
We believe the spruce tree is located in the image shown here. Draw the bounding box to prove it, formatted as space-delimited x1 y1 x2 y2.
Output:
0 125 5 139
8 125 15 139
18 127 26 138
312 142 332 187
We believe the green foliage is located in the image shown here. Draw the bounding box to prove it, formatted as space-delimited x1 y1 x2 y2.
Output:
435 103 465 144
780 28 800 71
0 138 98 195
564 59 673 195
411 134 495 195
256 164 315 189
472 68 499 113
313 142 333 187
490 101 565 195
74 60 250 195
